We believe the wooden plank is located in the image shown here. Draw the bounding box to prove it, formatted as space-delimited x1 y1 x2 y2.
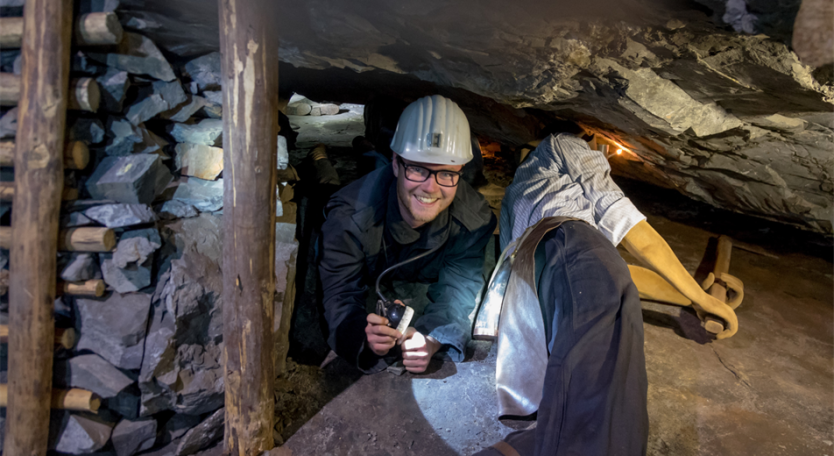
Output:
0 140 90 170
5 0 73 453
218 0 280 452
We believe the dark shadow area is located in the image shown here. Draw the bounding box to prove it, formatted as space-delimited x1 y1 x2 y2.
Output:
615 176 834 261
641 305 714 345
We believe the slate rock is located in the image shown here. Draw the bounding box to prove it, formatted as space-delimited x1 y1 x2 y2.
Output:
172 178 223 212
86 154 173 204
202 90 222 106
159 414 201 445
68 117 105 144
134 125 170 156
60 253 99 282
61 211 96 227
89 33 176 82
51 414 115 455
127 81 187 125
0 49 19 73
122 226 162 246
162 95 209 122
75 292 152 369
0 107 17 139
72 50 107 75
105 117 144 156
174 143 223 180
112 419 157 456
139 242 223 416
97 68 131 113
102 256 153 293
156 200 198 220
169 119 223 146
85 203 157 228
53 354 133 399
176 408 224 455
126 94 168 126
182 52 221 92
77 0 120 14
112 233 160 269
138 439 179 456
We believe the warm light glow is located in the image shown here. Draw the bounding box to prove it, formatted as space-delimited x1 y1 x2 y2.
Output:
616 149 623 155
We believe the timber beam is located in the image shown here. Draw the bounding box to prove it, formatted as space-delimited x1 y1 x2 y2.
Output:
5 0 73 454
219 0 280 453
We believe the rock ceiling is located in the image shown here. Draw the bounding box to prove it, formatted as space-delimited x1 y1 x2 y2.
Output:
119 0 833 233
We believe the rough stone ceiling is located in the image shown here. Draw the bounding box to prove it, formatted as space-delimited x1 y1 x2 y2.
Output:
119 0 833 234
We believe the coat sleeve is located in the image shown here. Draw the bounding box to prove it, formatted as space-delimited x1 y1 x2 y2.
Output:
318 208 389 373
416 212 497 361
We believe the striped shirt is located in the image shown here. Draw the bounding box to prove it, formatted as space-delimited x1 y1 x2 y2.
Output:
499 134 646 250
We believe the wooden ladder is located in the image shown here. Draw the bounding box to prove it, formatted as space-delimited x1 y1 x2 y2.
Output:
0 2 123 453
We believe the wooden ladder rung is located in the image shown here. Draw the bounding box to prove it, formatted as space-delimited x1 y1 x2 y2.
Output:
0 325 75 350
0 226 116 252
0 384 99 412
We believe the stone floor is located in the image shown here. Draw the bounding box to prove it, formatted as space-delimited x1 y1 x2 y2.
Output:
280 108 834 456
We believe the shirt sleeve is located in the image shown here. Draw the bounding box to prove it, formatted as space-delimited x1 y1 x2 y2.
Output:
559 135 646 245
318 207 388 373
416 212 497 362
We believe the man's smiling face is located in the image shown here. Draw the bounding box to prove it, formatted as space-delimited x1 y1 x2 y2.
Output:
392 154 463 229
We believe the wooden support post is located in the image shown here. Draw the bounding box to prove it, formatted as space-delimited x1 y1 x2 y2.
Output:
5 0 73 454
0 384 100 412
1 13 123 49
0 140 90 170
0 73 20 107
219 0 280 453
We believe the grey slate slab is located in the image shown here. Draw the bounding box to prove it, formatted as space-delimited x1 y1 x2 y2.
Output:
86 154 173 204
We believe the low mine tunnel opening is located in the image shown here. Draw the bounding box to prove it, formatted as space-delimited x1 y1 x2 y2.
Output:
0 0 831 454
274 83 833 454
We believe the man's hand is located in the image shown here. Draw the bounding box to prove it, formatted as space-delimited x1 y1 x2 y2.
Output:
365 313 402 356
402 327 442 373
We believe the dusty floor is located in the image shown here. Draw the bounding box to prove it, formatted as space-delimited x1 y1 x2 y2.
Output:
276 107 834 456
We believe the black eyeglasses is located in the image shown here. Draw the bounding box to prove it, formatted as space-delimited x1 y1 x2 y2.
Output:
397 156 462 187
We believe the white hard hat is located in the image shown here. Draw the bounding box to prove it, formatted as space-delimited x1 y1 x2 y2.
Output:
389 95 473 165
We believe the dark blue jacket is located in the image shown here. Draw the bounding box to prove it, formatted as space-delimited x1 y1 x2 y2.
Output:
319 166 496 373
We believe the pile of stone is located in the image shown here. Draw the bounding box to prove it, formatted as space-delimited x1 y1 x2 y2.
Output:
0 2 299 454
284 95 341 117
